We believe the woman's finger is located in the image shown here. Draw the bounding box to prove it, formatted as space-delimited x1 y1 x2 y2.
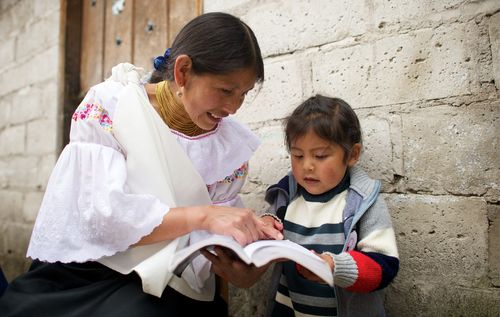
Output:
246 220 260 243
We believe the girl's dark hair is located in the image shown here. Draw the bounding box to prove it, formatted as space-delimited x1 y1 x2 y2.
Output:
284 95 362 162
149 12 264 83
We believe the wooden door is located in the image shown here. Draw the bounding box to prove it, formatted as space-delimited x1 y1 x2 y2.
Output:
64 0 201 145
80 0 202 96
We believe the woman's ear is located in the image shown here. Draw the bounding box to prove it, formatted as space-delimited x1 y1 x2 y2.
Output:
347 143 362 167
173 54 192 87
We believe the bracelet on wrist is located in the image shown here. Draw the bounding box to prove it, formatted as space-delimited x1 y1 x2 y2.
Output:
259 212 283 224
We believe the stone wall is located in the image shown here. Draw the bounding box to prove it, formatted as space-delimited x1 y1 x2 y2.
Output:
0 0 498 316
204 1 500 316
0 0 63 280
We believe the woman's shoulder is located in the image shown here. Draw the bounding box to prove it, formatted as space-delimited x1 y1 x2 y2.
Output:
90 80 125 104
82 63 148 118
70 64 147 144
173 117 261 185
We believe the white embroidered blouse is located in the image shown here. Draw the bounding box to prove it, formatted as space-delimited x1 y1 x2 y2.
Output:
26 65 261 267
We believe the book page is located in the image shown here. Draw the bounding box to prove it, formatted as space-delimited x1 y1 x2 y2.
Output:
168 232 253 274
244 239 334 286
168 232 334 286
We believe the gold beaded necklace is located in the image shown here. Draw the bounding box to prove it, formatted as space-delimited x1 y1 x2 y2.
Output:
155 81 206 136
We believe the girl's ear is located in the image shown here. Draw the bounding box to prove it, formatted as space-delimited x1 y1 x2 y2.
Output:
173 54 192 87
347 143 362 167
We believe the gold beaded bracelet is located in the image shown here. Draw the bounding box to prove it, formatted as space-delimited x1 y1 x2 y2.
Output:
259 212 283 224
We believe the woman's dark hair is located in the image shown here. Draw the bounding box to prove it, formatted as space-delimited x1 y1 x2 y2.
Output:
284 95 362 162
149 12 264 83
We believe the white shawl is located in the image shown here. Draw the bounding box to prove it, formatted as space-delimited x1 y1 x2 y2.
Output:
98 64 215 300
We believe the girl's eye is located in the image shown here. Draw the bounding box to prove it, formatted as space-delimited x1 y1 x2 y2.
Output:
315 155 327 160
292 154 303 159
221 88 232 94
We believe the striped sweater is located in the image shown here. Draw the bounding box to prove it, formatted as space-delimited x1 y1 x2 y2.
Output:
265 166 399 317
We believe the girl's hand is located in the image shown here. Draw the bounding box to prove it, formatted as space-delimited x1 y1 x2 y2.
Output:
260 215 284 236
201 205 283 245
201 246 270 288
296 251 335 284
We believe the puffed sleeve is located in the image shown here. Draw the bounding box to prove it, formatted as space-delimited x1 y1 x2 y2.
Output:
26 81 169 263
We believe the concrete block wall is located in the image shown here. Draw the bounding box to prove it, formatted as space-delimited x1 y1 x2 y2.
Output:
0 0 62 279
205 1 500 316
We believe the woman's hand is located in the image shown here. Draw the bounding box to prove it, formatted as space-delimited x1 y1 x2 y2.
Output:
201 246 270 288
200 205 283 245
136 205 283 246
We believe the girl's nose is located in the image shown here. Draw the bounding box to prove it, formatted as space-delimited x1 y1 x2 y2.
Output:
304 158 314 171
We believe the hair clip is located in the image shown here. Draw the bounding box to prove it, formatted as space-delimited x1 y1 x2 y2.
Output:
153 48 172 70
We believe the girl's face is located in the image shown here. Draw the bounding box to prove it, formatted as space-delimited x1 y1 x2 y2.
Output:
181 67 257 131
290 129 359 195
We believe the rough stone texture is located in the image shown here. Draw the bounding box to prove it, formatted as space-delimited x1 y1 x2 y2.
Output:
490 12 500 91
0 125 25 156
243 0 370 57
15 9 60 61
388 194 489 286
403 102 499 196
386 283 500 317
229 267 275 317
0 223 33 281
235 56 312 123
313 22 483 107
357 109 404 183
0 45 59 97
385 193 494 316
0 37 15 70
245 124 290 188
488 204 500 287
0 0 61 280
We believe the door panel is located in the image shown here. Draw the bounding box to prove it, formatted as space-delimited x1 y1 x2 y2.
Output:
80 0 105 96
66 0 201 145
133 0 168 72
78 0 201 97
103 0 134 79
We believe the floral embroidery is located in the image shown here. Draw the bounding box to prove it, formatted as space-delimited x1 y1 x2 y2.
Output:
218 162 248 184
72 103 112 132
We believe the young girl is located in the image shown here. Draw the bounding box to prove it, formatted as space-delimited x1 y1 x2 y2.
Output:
262 95 399 316
0 12 282 316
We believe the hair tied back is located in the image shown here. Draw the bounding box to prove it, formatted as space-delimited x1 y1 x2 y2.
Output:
153 48 172 70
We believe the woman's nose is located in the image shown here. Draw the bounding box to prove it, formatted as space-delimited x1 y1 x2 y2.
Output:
224 95 244 114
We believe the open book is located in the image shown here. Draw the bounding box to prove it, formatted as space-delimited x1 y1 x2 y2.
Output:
169 232 333 286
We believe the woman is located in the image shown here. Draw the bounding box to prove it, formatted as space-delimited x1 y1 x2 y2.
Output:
0 12 282 316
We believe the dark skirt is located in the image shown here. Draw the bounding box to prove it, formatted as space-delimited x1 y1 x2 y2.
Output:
0 266 7 297
0 260 227 317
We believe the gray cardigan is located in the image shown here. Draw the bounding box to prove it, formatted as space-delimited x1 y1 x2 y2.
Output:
264 166 399 317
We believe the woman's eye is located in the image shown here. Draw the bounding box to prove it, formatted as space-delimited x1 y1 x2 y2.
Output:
221 88 232 94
